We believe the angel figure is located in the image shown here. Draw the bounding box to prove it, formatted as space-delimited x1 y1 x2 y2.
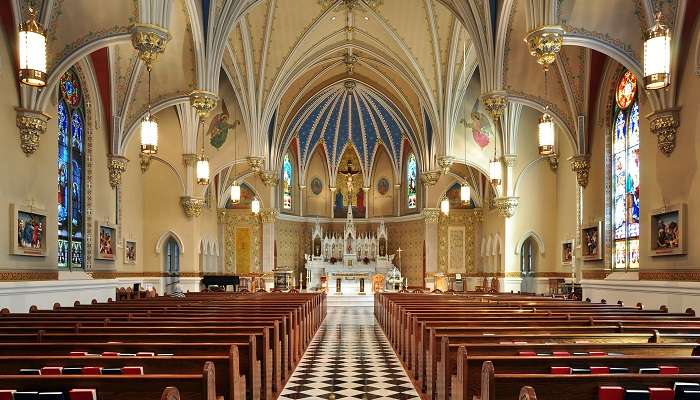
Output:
207 100 239 149
465 98 492 149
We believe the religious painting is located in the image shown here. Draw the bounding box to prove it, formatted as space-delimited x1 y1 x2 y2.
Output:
282 153 293 210
407 153 417 209
96 222 116 261
445 182 475 209
379 237 387 257
377 177 390 196
465 98 493 149
124 240 137 265
581 222 602 261
207 100 238 149
561 240 573 265
226 183 256 209
310 177 323 195
650 204 687 257
10 204 47 257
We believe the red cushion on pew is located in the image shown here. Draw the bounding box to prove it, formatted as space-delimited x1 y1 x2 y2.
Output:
599 386 625 400
68 390 96 400
589 351 607 356
590 367 610 374
518 351 537 356
659 366 679 375
101 352 118 357
69 352 87 357
551 367 572 375
553 351 571 357
40 367 62 375
121 366 143 375
81 367 102 375
513 341 528 344
0 390 16 400
648 388 674 400
136 352 155 357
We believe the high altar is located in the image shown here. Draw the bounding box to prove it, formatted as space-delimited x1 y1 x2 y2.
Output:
304 207 395 294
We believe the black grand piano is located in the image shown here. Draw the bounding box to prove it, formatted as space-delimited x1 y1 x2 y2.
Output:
201 275 240 291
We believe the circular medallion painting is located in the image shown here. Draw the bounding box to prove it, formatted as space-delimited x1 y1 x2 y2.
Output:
377 177 390 196
310 177 323 195
615 71 637 110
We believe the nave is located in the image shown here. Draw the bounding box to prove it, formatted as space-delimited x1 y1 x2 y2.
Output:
280 307 419 400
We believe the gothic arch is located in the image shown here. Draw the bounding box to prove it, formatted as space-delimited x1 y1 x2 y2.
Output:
514 231 546 256
155 231 185 255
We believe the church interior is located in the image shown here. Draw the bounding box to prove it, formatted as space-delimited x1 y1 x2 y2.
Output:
1 0 700 399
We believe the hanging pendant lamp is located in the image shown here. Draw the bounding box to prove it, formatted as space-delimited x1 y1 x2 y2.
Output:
644 11 671 90
18 6 47 87
140 68 158 155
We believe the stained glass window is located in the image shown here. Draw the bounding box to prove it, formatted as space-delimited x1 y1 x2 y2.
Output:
407 153 417 209
57 69 85 269
282 154 293 209
612 71 640 270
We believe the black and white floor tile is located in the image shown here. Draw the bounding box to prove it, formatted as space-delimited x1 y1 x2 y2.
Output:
279 307 420 400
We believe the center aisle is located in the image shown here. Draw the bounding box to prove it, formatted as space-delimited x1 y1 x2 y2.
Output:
279 306 420 400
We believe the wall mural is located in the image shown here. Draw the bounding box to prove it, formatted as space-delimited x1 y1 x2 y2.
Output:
450 70 493 171
465 98 493 149
207 100 237 149
377 177 390 196
225 183 256 209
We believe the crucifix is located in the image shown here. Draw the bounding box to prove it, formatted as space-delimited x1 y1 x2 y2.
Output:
339 159 360 206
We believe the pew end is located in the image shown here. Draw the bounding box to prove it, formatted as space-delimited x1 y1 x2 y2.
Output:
160 387 181 400
519 386 537 400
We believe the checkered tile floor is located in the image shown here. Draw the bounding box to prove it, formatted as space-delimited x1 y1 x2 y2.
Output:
279 307 420 400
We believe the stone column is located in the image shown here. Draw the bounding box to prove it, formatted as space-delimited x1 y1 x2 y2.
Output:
423 208 440 288
329 187 336 219
182 153 198 196
394 184 402 217
362 187 369 218
299 185 306 217
259 208 278 273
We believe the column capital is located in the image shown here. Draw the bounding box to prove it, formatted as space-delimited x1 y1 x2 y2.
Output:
182 153 198 166
246 156 265 172
189 89 218 118
15 108 50 156
259 170 279 186
648 108 680 156
180 196 204 218
420 170 442 186
568 154 591 188
480 91 508 121
494 196 519 218
524 25 565 67
107 155 129 188
259 208 278 224
436 155 454 173
423 208 441 224
502 154 517 168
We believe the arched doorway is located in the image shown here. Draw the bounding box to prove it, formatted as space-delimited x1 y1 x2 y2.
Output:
520 237 537 293
164 237 180 294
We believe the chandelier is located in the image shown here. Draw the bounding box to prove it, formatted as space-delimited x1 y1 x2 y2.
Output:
195 119 209 185
140 68 158 155
18 5 47 87
644 12 671 90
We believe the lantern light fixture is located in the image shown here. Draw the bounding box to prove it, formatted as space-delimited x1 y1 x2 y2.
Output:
440 196 450 216
140 68 158 155
538 111 555 155
460 184 471 204
644 11 671 90
230 181 241 203
18 6 47 87
251 197 261 215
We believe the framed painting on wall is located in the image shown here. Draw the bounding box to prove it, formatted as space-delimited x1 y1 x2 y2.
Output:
650 203 687 256
124 240 137 264
581 222 603 261
561 240 573 265
96 221 116 261
10 204 47 257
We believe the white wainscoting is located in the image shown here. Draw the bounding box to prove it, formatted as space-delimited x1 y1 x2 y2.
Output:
581 278 700 313
0 279 140 313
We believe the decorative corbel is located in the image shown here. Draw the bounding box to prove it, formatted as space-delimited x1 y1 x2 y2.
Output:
648 109 679 156
140 154 152 172
189 90 219 118
247 156 265 172
480 91 508 121
548 154 559 171
107 155 129 188
523 25 565 67
420 170 442 186
131 24 171 69
436 156 454 174
259 170 279 186
259 208 279 224
569 155 591 188
15 108 50 156
180 196 204 218
494 196 519 218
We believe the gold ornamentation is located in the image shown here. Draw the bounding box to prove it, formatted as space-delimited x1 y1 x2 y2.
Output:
182 153 198 166
259 170 279 186
569 155 591 187
423 208 441 224
189 90 219 118
494 196 519 218
548 154 559 171
140 154 151 172
180 196 204 218
344 80 356 91
259 208 278 224
524 25 565 68
502 154 517 168
0 271 58 281
480 92 508 121
420 170 441 186
436 156 454 173
247 156 264 172
649 109 679 155
107 155 128 188
15 108 49 156
130 23 171 69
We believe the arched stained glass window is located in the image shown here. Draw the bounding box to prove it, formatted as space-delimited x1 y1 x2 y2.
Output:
407 153 417 209
282 154 293 210
612 71 640 270
57 69 85 269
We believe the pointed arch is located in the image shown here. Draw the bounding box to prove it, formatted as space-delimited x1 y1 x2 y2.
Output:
514 231 546 256
155 230 185 255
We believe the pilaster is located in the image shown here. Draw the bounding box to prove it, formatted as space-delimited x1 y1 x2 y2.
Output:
259 208 278 272
423 208 440 281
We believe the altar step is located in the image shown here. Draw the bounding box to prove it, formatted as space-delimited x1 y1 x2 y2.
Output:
326 294 374 307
